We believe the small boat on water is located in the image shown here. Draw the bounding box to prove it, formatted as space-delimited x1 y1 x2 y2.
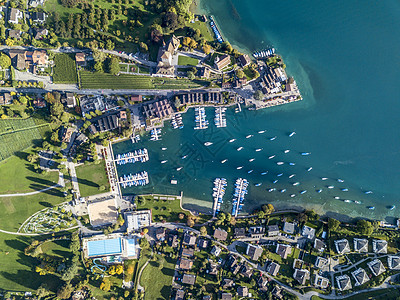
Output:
268 188 275 192
328 185 334 189
229 139 236 143
237 166 243 170
270 136 277 141
368 206 375 210
280 189 286 193
289 174 296 178
161 160 168 164
277 162 284 165
176 167 183 171
261 171 268 175
337 179 344 183
182 155 188 159
365 191 373 194
293 182 300 186
355 200 362 204
221 159 228 164
300 190 307 194
301 152 311 156
334 196 340 199
255 148 263 152
389 205 396 210
273 180 278 184
246 134 253 139
249 158 255 162
237 147 244 151
204 142 213 146
161 147 167 150
255 183 262 187
316 189 322 193
284 150 290 154
289 162 296 166
344 199 351 203
258 130 266 134
321 177 328 180
277 173 283 177
248 170 253 174
341 188 349 192
290 194 296 197
307 167 313 171
268 155 276 159
289 131 296 137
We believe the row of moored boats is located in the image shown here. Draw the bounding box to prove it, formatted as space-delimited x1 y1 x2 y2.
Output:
171 114 184 129
214 107 227 128
213 178 227 216
115 149 149 165
119 171 149 188
232 178 249 217
253 48 275 59
194 107 209 130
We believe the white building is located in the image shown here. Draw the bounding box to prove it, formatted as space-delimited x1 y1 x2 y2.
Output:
125 210 151 232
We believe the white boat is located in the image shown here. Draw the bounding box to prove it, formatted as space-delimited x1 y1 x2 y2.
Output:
237 147 243 151
288 174 296 178
277 173 283 177
364 191 373 194
337 179 344 182
289 162 296 166
341 188 349 192
289 131 296 137
300 190 307 194
307 167 313 171
246 135 253 139
248 170 253 174
389 205 396 210
368 206 375 210
292 182 300 186
321 177 328 180
204 142 213 146
255 148 263 152
301 152 311 156
290 194 296 197
268 155 276 159
258 130 266 134
280 189 286 193
229 139 236 143
273 180 278 184
328 185 334 189
268 188 275 192
344 199 351 203
237 166 243 170
176 167 183 171
354 200 362 204
161 160 168 164
249 158 255 162
334 196 340 199
255 183 262 187
270 136 277 141
284 150 290 153
221 159 228 164
277 162 284 165
261 172 268 175
316 189 322 193
182 155 188 159
161 147 167 150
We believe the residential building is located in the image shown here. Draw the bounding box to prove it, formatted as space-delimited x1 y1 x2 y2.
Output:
155 227 165 241
302 225 315 239
388 256 400 270
75 52 86 67
63 92 76 108
33 28 48 39
198 67 210 79
178 91 225 106
272 286 283 299
276 244 292 259
181 248 194 258
156 35 179 77
314 275 330 289
353 238 368 253
237 286 248 297
351 268 369 286
208 261 219 275
373 239 387 254
31 11 46 23
182 274 196 285
315 256 329 269
249 226 265 239
334 239 350 254
9 8 22 24
183 232 196 246
214 54 230 70
124 210 151 232
367 259 386 276
246 243 263 261
167 232 178 248
240 264 253 278
220 293 232 300
142 99 174 124
257 276 268 290
231 263 241 275
314 239 326 252
179 258 193 270
33 98 46 108
293 269 310 285
175 289 185 300
29 0 45 7
222 278 234 289
8 49 49 72
8 29 21 39
214 228 228 241
293 259 304 269
211 245 221 257
237 54 251 67
336 275 352 291
234 227 246 239
0 93 12 105
261 66 287 94
203 296 211 300
268 225 279 237
88 114 119 134
130 95 143 103
266 262 280 276
283 222 295 234
226 254 238 269
198 238 209 249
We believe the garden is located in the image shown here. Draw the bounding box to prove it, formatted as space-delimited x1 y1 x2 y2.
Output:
177 55 199 66
53 54 78 84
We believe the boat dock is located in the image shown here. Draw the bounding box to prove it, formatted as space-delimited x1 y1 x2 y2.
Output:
130 134 140 143
171 114 184 129
114 149 149 165
194 107 209 130
119 171 149 188
150 128 161 141
212 178 227 217
214 107 227 128
232 178 249 217
209 15 224 43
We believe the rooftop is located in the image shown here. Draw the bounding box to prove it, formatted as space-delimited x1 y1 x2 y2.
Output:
354 238 368 253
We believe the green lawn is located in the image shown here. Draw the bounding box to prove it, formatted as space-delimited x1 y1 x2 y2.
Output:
38 239 72 259
187 21 213 42
75 161 110 197
136 195 185 222
53 54 78 84
178 55 199 66
0 232 63 292
140 254 176 300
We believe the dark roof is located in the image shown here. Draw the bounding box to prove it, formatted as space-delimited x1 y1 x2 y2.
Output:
267 262 280 276
214 228 228 241
240 264 253 278
268 225 279 233
293 269 309 285
167 232 178 247
32 11 46 21
183 232 196 245
237 286 248 297
221 293 232 300
234 227 246 238
198 238 209 249
222 278 234 289
314 238 326 251
246 244 263 261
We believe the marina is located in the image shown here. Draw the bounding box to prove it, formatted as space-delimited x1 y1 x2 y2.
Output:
150 128 162 141
209 15 224 43
119 171 149 188
114 149 149 165
171 114 184 129
252 47 275 59
214 107 227 128
194 107 209 130
212 178 227 217
232 178 249 217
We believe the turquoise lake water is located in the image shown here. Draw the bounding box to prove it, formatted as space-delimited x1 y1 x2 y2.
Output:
113 0 400 221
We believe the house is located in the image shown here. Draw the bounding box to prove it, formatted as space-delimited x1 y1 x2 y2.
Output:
221 278 234 289
354 238 368 253
9 8 22 24
283 222 295 234
293 269 310 285
246 243 263 261
334 239 350 254
234 77 247 88
88 113 119 134
0 93 12 105
198 238 209 249
75 52 86 67
266 262 280 276
388 256 400 270
214 228 228 241
175 289 185 300
314 274 330 289
268 225 279 237
234 227 246 239
182 274 196 285
272 286 283 299
211 245 221 257
367 259 386 276
183 232 196 246
249 226 265 239
351 268 369 286
130 95 143 103
8 29 21 39
226 254 237 269
203 296 211 300
155 64 175 77
33 28 48 39
221 81 231 89
293 259 304 269
315 256 329 269
237 54 251 67
231 263 241 275
220 293 232 300
142 99 174 124
181 248 194 258
257 276 268 290
64 92 76 108
31 11 47 23
276 244 292 259
373 239 387 254
261 66 287 94
302 225 315 239
29 0 45 7
167 232 178 248
336 275 352 291
155 227 165 241
208 262 219 275
198 67 210 79
240 264 253 278
237 286 248 297
214 54 230 70
314 239 326 252
33 98 46 108
8 49 49 71
179 258 193 270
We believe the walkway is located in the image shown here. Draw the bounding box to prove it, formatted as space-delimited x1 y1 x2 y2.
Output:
136 248 154 292
66 158 81 199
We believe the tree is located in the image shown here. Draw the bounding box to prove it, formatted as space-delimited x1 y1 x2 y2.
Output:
36 284 50 299
93 49 107 62
305 210 319 221
57 282 74 299
100 278 111 291
139 42 148 52
108 57 120 75
106 39 115 50
257 211 265 219
202 43 211 54
142 228 148 235
200 226 207 236
116 264 123 275
0 53 11 69
61 262 78 281
253 90 264 100
50 101 64 118
187 70 195 80
236 68 245 79
357 219 374 235
140 237 149 249
182 36 191 47
162 12 178 30
328 218 340 232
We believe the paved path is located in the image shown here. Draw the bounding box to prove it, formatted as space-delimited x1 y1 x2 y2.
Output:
136 249 154 292
67 158 81 199
0 183 61 197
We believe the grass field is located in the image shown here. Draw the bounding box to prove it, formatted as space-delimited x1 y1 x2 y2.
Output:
0 232 63 292
38 239 72 259
140 254 176 300
178 55 199 66
53 54 78 84
76 161 110 197
136 195 185 222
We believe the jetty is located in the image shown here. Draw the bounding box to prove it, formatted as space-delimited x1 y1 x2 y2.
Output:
150 128 161 141
114 149 149 165
212 178 227 217
214 107 227 128
119 171 149 188
209 15 224 43
232 178 249 217
130 134 140 144
194 107 209 130
171 114 184 129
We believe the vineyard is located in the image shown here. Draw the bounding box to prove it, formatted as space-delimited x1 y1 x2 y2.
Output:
53 54 78 83
0 118 51 161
